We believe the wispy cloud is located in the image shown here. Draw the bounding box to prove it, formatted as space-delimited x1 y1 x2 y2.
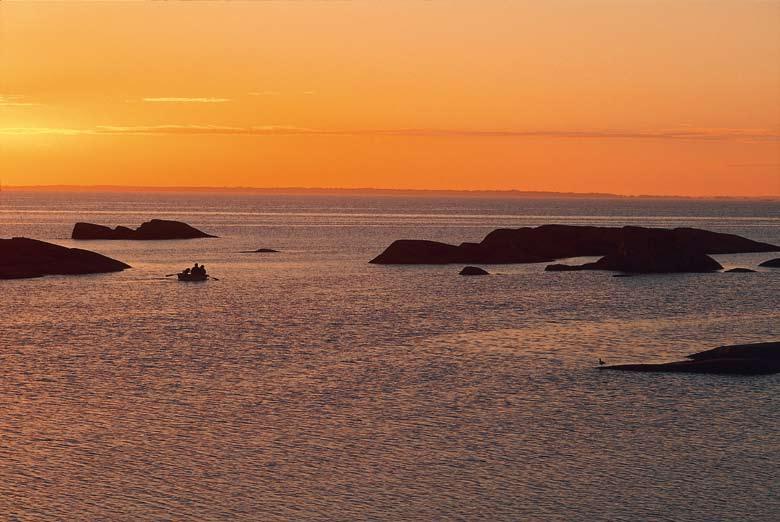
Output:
0 127 85 136
247 91 316 96
0 95 39 108
94 125 318 135
0 125 317 136
142 97 231 103
1 125 777 141
360 127 780 140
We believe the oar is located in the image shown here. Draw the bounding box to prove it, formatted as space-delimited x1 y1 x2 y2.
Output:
165 273 178 277
208 276 220 281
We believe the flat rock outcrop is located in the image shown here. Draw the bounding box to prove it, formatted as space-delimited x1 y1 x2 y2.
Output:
370 225 778 266
459 266 489 276
0 237 131 279
724 268 756 273
72 219 216 240
601 341 780 375
759 257 780 268
241 248 279 253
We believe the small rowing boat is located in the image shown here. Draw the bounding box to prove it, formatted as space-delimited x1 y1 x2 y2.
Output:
177 272 208 282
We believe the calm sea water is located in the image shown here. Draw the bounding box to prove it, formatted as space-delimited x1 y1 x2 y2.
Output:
1 191 778 521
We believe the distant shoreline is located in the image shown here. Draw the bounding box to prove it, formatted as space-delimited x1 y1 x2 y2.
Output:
3 185 779 201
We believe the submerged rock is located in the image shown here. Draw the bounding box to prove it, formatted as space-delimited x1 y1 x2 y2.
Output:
72 219 216 240
0 237 131 279
459 266 489 276
759 258 780 268
601 341 780 375
724 268 756 273
370 225 778 265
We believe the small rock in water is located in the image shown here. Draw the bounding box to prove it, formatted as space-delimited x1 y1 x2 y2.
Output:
459 266 489 276
724 268 755 273
758 258 780 268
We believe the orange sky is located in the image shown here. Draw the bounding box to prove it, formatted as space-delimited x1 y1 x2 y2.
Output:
1 1 778 196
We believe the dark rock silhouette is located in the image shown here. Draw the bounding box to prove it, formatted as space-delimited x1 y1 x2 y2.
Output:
724 268 756 273
459 266 489 276
689 341 780 362
72 219 216 240
370 225 778 265
759 257 780 268
549 252 721 273
545 228 724 273
601 341 780 375
241 248 280 253
371 240 469 264
546 263 587 272
0 237 130 279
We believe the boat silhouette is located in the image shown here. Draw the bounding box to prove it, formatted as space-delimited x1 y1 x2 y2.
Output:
177 272 208 282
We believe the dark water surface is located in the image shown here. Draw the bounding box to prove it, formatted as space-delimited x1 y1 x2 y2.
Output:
1 192 778 520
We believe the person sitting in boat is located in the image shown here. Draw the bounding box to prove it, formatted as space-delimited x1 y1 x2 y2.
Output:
189 263 206 277
182 267 191 276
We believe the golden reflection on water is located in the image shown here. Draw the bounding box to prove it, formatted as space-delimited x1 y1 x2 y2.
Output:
1 193 778 520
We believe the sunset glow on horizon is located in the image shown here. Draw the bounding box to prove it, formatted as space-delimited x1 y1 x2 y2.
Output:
1 1 778 196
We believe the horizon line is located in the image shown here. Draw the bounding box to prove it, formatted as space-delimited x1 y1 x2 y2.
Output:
2 185 779 200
